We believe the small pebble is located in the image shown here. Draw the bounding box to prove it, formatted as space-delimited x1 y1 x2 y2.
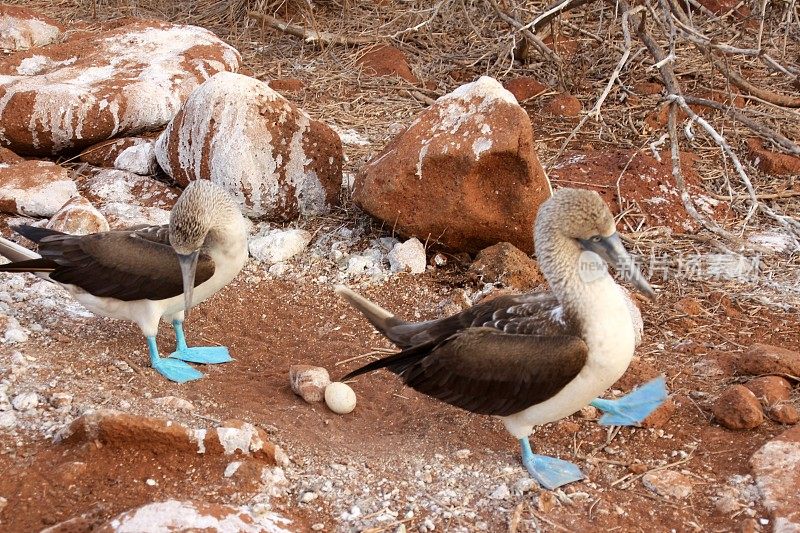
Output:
311 524 325 531
11 392 39 411
300 491 318 503
489 483 510 500
145 478 157 486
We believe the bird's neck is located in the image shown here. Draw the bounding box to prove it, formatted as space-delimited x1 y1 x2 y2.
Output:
204 204 248 260
536 231 629 335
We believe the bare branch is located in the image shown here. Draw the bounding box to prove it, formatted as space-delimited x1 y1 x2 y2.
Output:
247 11 378 46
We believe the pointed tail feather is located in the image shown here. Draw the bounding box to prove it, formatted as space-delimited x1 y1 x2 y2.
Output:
341 341 436 381
0 236 53 281
0 235 40 262
334 284 405 337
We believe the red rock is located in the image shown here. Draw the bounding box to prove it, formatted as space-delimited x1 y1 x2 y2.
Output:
712 385 764 430
357 44 418 84
268 78 305 92
503 77 548 102
632 82 663 96
289 365 331 403
745 138 800 176
78 137 151 168
548 149 727 232
353 76 551 254
642 470 693 499
675 297 704 316
769 404 800 425
737 344 800 378
750 425 800 530
0 146 23 164
544 94 582 117
0 20 240 155
155 72 342 221
46 196 109 235
629 462 648 474
694 0 751 19
0 160 78 216
642 396 677 429
744 376 792 407
0 5 62 51
542 35 580 60
92 500 293 532
467 242 544 290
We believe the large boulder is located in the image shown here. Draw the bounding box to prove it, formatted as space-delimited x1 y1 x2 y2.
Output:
353 76 550 254
0 160 77 216
0 20 240 155
0 5 62 51
155 71 343 221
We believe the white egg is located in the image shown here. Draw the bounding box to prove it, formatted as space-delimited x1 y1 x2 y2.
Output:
324 382 357 414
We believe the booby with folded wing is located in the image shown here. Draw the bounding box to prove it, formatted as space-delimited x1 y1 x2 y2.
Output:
336 187 666 489
0 180 249 383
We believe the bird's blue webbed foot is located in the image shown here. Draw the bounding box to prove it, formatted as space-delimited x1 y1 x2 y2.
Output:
520 437 584 490
168 320 233 364
147 336 202 383
591 375 668 426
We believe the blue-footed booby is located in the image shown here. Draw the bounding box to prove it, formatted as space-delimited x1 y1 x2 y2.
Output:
0 180 249 383
336 188 666 490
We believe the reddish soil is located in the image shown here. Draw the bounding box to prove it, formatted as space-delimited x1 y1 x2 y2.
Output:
1 267 798 531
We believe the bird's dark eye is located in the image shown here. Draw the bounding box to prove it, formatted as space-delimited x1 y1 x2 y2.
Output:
591 235 602 243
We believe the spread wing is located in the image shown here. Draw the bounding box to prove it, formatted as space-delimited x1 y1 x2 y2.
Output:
345 327 588 416
5 225 214 302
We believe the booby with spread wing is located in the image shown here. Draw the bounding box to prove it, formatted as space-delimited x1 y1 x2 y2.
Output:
0 180 249 383
335 188 666 490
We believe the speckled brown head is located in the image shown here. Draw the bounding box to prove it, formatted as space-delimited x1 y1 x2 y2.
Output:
535 188 655 300
169 180 240 315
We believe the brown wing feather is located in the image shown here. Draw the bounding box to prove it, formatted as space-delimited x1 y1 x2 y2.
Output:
387 292 573 348
397 328 588 416
33 226 214 301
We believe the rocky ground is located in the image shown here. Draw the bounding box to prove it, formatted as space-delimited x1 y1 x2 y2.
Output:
1 1 799 532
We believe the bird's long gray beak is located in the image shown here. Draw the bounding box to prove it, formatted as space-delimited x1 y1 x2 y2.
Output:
177 251 200 317
580 233 655 300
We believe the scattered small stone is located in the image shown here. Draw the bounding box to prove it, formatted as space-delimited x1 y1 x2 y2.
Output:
577 405 599 420
489 483 510 500
387 238 426 274
454 449 472 460
629 463 648 475
744 376 792 407
537 491 557 513
768 404 800 425
300 491 319 503
432 253 447 267
674 296 704 316
642 470 693 499
289 365 331 403
223 461 242 478
513 478 537 494
49 392 73 410
249 229 312 265
712 385 764 430
153 395 195 412
0 411 16 429
544 93 582 117
325 382 357 415
11 391 39 411
145 478 157 486
311 524 325 531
